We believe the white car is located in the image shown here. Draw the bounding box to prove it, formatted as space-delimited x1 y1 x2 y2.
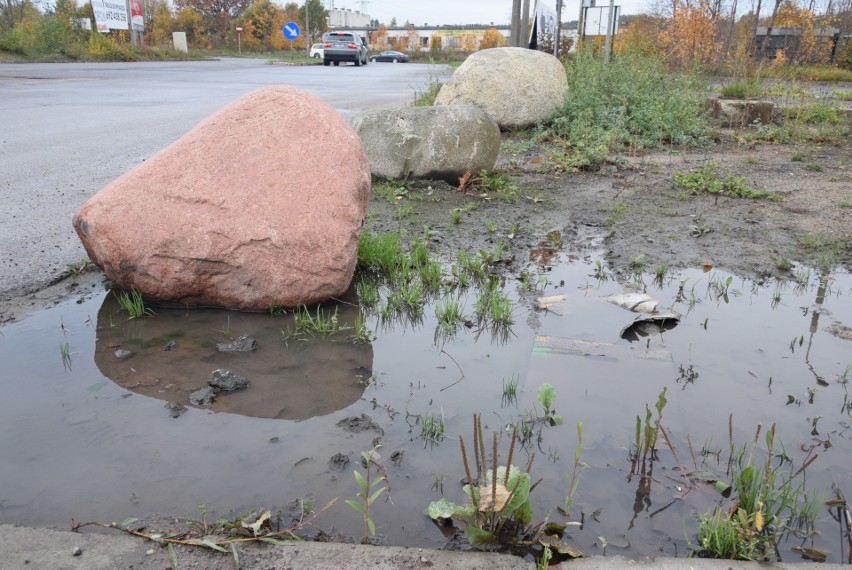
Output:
309 43 324 59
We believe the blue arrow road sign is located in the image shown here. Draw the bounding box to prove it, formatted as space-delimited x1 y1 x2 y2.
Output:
283 22 300 40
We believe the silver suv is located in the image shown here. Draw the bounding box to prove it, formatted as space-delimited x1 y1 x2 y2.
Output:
321 32 368 67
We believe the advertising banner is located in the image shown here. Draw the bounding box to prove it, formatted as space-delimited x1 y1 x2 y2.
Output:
91 0 129 32
130 0 144 32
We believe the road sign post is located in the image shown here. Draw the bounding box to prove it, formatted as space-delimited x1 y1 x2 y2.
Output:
236 25 242 54
283 21 300 58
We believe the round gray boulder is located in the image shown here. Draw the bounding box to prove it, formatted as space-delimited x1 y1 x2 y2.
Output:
350 105 500 182
434 47 569 129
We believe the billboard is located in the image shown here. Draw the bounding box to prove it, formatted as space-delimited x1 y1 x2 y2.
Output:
583 5 620 37
91 0 128 32
130 0 144 32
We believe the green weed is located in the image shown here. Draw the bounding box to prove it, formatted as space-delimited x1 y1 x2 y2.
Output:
630 387 668 468
285 305 351 340
427 415 539 546
345 447 389 544
414 80 442 106
675 162 782 201
66 258 96 275
419 411 446 445
540 51 711 167
719 79 764 99
357 230 404 276
435 296 465 335
60 342 72 370
115 289 155 319
804 162 823 172
502 374 519 405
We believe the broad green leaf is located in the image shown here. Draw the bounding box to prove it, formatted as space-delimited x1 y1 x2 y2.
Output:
549 414 564 426
514 498 533 527
368 486 386 505
489 465 519 486
714 480 732 497
453 504 478 523
463 525 497 545
345 499 367 515
428 498 460 520
367 518 376 536
504 473 531 516
167 543 179 568
354 470 368 492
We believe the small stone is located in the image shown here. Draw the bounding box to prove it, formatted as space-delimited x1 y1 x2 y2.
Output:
189 386 217 406
162 340 177 351
216 334 257 352
208 368 249 392
335 413 382 434
328 452 350 470
165 401 187 418
114 349 132 359
72 546 82 556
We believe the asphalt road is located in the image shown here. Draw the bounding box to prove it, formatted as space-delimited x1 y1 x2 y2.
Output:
0 57 449 309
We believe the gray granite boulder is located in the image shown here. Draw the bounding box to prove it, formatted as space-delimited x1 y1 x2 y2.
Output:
434 47 569 129
350 105 500 182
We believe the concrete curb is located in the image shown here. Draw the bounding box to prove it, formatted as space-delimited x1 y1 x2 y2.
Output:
1 524 846 570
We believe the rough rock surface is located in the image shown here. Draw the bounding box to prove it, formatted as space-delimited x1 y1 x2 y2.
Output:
350 106 501 181
189 386 216 406
216 334 257 352
708 98 775 128
434 47 569 129
208 368 249 392
72 86 370 311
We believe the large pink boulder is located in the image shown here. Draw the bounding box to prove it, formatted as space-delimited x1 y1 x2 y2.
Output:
73 86 370 310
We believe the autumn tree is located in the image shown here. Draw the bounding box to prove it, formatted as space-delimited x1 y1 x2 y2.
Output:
174 6 206 47
297 0 327 46
406 27 420 50
480 27 506 49
660 0 722 65
370 23 389 50
616 13 664 54
173 0 250 43
458 33 477 52
241 0 280 46
149 0 175 45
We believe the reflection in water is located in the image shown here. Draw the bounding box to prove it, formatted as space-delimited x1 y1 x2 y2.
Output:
94 294 372 420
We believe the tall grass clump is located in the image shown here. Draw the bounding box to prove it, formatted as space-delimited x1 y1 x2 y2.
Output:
357 229 404 275
540 52 712 163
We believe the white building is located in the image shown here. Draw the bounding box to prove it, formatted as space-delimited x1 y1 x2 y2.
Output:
327 8 370 28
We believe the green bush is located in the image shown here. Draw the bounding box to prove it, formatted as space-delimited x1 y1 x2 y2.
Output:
539 51 712 165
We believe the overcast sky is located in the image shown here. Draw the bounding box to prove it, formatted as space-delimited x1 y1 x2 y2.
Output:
328 0 651 26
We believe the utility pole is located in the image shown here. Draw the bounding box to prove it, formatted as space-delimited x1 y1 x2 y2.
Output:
521 0 530 47
554 0 562 56
305 0 310 54
603 0 614 61
510 0 521 46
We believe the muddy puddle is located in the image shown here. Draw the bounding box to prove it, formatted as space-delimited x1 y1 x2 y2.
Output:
1 248 850 562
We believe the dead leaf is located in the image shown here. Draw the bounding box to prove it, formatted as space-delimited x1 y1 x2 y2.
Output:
478 484 511 512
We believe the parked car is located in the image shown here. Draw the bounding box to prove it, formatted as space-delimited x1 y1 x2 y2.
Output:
322 31 368 67
309 43 324 59
370 50 409 63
